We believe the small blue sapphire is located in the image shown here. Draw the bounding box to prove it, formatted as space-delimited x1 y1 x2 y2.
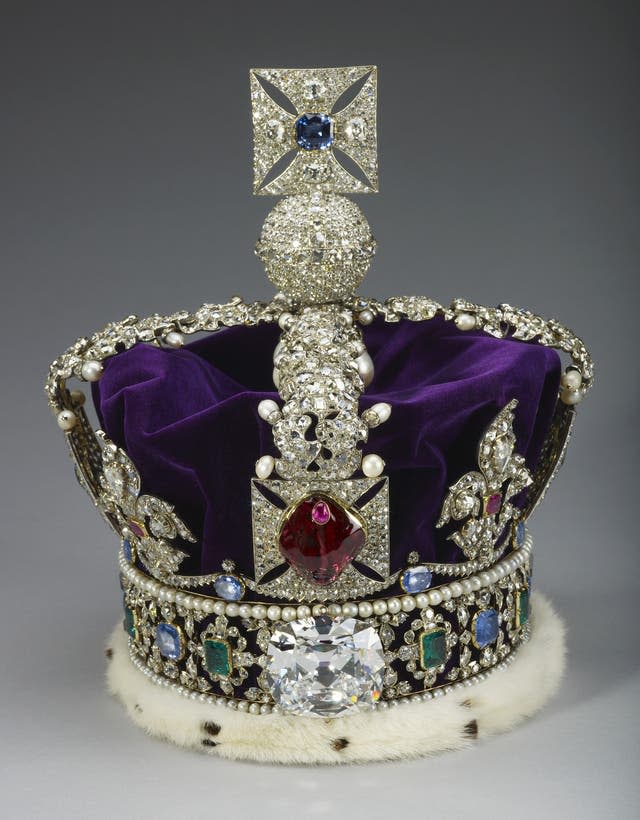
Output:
214 575 244 602
295 113 334 150
401 566 433 594
515 521 526 547
122 537 133 562
155 623 183 660
474 609 499 648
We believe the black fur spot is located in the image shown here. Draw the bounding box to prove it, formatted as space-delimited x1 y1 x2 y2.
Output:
134 703 143 713
464 719 478 738
461 698 473 708
202 739 218 748
331 738 349 751
105 648 113 659
203 722 221 736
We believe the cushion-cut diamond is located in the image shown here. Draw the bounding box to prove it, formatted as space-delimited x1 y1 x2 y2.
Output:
266 616 385 717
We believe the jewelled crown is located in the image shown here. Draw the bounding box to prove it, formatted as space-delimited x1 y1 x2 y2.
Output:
47 66 593 726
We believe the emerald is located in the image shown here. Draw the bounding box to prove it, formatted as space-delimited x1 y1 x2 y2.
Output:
516 588 530 628
419 627 447 670
204 638 232 678
123 605 137 640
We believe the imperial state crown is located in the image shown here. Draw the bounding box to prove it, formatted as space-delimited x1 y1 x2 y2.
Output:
46 66 593 763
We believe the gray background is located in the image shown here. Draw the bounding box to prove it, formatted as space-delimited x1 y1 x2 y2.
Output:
1 1 638 818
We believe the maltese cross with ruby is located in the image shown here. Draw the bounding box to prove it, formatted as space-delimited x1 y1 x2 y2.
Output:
250 478 392 601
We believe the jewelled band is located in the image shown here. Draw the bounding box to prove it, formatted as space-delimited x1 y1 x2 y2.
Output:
120 533 533 715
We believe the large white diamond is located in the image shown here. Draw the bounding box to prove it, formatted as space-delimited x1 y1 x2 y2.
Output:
266 616 385 717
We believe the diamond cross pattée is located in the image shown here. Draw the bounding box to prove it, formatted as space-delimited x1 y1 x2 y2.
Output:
250 65 378 195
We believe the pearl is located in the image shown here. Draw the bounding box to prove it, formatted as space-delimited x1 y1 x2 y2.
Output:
238 604 252 618
202 600 215 615
278 312 293 330
369 402 392 424
252 605 267 620
480 572 492 586
225 603 240 617
372 599 387 616
175 592 187 606
267 605 281 621
213 601 226 615
355 351 374 386
57 409 77 431
296 605 312 619
415 593 429 609
561 387 583 405
470 576 482 591
449 581 464 597
362 453 385 477
357 308 374 325
312 604 327 616
81 360 103 382
386 597 401 614
255 455 275 479
358 601 373 618
461 579 474 594
281 606 297 622
257 399 280 422
401 595 416 612
427 590 442 605
340 602 357 617
561 369 582 390
165 331 184 349
455 312 476 331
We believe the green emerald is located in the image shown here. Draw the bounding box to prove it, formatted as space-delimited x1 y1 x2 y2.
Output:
517 588 530 627
204 638 232 678
123 605 137 640
419 628 447 670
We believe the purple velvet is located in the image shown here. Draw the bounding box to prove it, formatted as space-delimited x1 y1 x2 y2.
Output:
94 317 560 576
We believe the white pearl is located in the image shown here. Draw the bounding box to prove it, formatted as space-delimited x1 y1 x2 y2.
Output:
401 595 416 612
358 601 373 618
248 703 260 714
225 603 240 617
213 601 226 615
57 409 77 431
267 605 281 621
239 604 252 618
165 331 184 349
461 579 474 594
386 597 401 614
455 312 476 331
357 308 374 325
370 402 392 424
296 605 311 619
81 360 103 382
202 599 215 615
342 602 359 617
372 599 387 616
561 387 582 405
480 572 492 587
449 581 464 597
175 592 187 606
362 453 385 478
355 352 374 386
470 576 482 591
561 369 582 390
415 593 429 609
257 399 280 422
278 312 292 330
281 606 297 622
428 590 442 605
255 455 275 479
252 604 267 620
487 568 499 584
312 604 327 616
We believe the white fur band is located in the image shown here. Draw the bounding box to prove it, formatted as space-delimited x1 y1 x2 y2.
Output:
105 592 565 764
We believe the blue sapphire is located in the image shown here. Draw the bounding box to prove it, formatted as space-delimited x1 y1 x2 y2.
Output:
214 574 244 602
401 566 433 594
295 113 334 150
122 537 133 562
515 521 526 547
155 623 183 660
474 609 499 648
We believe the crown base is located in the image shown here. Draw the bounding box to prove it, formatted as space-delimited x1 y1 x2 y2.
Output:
105 591 564 763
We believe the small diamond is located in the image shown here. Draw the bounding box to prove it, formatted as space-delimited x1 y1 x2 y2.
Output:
266 616 385 717
474 609 499 648
401 566 433 594
492 435 513 473
295 113 334 150
203 638 232 678
155 623 183 660
214 575 244 601
419 627 447 669
453 491 475 518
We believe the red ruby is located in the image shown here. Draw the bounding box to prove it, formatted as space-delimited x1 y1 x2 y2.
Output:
484 493 502 516
279 494 366 585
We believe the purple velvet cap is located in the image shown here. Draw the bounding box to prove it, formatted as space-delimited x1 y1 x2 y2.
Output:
94 316 560 577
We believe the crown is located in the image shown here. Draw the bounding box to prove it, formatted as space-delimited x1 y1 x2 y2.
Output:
46 66 593 763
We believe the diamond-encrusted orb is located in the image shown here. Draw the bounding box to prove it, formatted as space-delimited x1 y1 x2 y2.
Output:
279 493 366 585
295 113 334 150
266 616 385 717
256 193 376 304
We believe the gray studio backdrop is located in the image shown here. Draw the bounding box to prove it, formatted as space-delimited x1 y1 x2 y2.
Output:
1 2 638 818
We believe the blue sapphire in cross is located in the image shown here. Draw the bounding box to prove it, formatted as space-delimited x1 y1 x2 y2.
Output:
295 113 334 150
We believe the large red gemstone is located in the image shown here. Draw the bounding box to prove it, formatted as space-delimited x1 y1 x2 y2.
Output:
279 493 366 585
